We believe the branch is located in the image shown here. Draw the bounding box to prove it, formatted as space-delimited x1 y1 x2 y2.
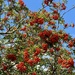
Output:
0 32 11 34
0 17 26 35
61 5 75 17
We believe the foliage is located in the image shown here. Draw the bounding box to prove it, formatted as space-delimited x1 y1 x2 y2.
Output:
0 0 75 75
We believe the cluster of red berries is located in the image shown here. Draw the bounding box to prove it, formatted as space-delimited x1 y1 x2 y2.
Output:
30 18 44 26
16 62 27 72
44 0 53 6
38 30 59 44
58 58 74 68
6 54 16 61
23 49 40 67
19 0 25 7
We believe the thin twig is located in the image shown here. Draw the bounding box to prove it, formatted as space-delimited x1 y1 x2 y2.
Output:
61 5 75 17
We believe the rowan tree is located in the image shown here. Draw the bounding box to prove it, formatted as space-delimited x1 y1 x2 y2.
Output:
0 0 75 75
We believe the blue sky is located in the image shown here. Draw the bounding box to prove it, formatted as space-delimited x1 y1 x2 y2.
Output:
24 0 75 38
